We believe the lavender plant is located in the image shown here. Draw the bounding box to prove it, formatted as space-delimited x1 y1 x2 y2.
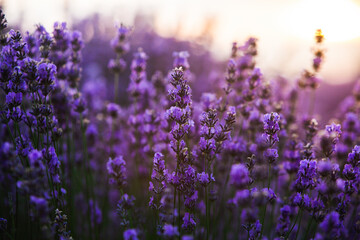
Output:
1 8 360 240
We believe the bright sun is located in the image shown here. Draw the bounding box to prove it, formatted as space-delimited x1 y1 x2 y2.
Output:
281 0 360 42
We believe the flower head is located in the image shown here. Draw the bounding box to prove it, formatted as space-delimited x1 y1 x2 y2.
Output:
107 156 127 187
230 163 250 189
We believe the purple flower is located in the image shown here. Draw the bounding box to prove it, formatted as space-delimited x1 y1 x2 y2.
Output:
276 205 291 237
123 229 138 240
108 58 126 73
106 103 121 118
117 194 135 228
181 235 194 240
0 218 7 232
197 172 215 187
319 211 347 239
261 188 277 202
168 67 192 109
200 93 217 110
152 152 166 179
42 147 61 183
343 112 359 131
5 92 22 107
70 30 84 52
37 62 56 96
317 160 332 177
38 62 56 82
182 212 196 232
16 136 33 158
127 49 150 99
163 224 179 238
264 148 278 164
173 51 190 70
325 123 342 141
30 196 49 223
199 137 216 155
53 209 73 239
110 24 131 55
232 189 250 206
241 208 258 224
249 220 261 240
348 145 360 167
247 68 262 90
230 163 250 189
184 191 198 210
295 159 317 191
292 193 310 209
165 106 190 124
320 123 342 157
118 194 135 209
131 49 148 73
263 112 280 144
28 149 42 164
293 192 302 206
107 156 127 187
343 164 356 180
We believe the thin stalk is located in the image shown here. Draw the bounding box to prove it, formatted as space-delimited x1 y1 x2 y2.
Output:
114 73 119 103
295 209 303 240
260 163 271 238
4 230 13 240
6 123 16 147
303 216 313 240
260 203 268 239
28 126 36 149
312 223 318 239
66 124 75 237
79 114 94 239
205 186 209 240
204 147 210 240
286 208 302 239
10 193 15 240
267 164 271 189
82 123 95 240
178 191 181 238
269 177 278 237
173 188 177 226
15 188 18 240
173 127 181 227
215 157 233 219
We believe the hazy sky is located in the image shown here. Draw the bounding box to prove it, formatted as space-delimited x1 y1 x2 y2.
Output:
3 0 360 84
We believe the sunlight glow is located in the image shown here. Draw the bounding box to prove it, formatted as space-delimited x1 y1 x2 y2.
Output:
281 0 360 42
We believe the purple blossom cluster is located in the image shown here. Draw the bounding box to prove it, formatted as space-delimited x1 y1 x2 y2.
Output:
1 9 360 240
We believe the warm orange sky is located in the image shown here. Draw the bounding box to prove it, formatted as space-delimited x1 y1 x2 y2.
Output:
3 0 360 85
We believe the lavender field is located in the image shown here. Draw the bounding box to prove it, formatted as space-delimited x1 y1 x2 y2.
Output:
0 4 360 240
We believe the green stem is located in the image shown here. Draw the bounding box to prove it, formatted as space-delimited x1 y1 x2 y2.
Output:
6 123 16 147
260 203 268 239
205 186 209 240
114 73 119 103
80 115 94 240
286 208 301 239
295 209 303 240
312 223 318 239
260 163 271 238
267 164 271 189
15 188 18 240
178 191 181 238
303 216 313 240
173 188 177 226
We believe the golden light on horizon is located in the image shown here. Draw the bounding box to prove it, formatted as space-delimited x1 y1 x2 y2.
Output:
4 0 360 85
281 0 360 42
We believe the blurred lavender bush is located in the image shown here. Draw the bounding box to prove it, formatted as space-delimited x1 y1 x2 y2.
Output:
0 8 360 240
